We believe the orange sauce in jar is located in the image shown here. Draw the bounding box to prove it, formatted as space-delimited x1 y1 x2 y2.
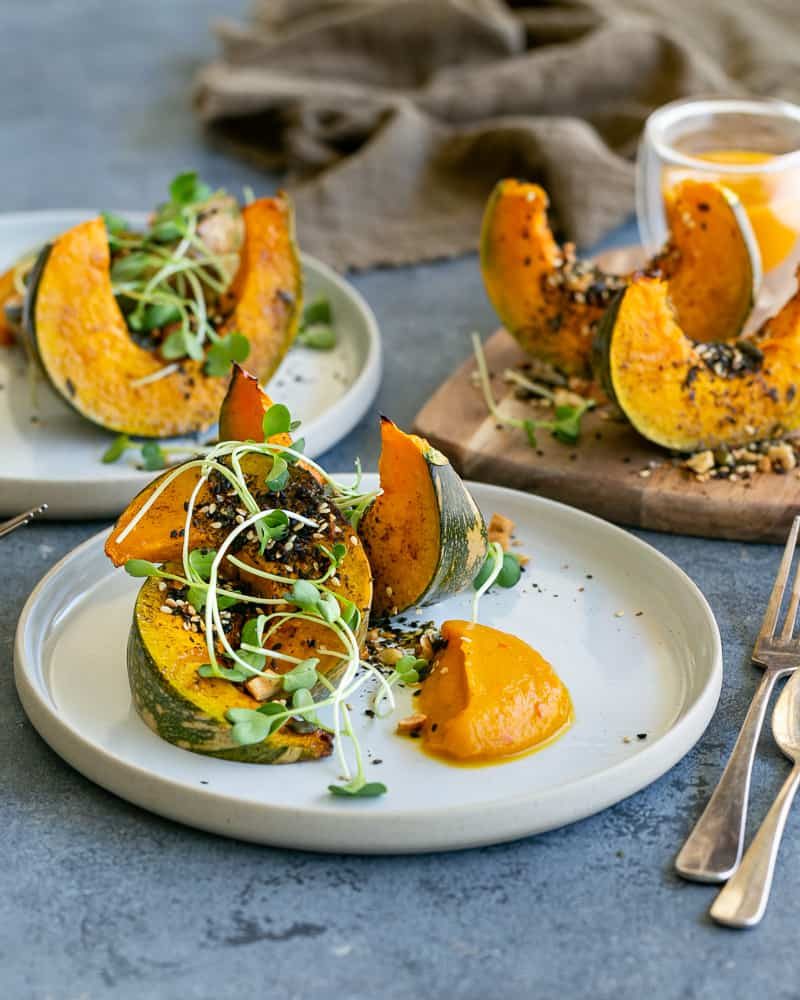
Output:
665 149 800 273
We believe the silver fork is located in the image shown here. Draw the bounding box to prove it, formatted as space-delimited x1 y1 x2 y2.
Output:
675 515 800 882
0 503 48 539
710 668 800 927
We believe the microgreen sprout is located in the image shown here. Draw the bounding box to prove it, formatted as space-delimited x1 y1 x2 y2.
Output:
471 541 506 622
297 297 336 351
101 434 201 470
471 333 594 446
114 402 388 797
100 172 252 380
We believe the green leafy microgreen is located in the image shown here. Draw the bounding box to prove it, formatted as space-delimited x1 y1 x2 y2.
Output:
169 171 212 206
302 298 332 327
394 655 427 685
338 596 361 632
124 559 161 578
186 584 207 611
496 552 522 588
473 550 521 591
256 701 286 719
329 780 387 798
226 706 279 745
237 615 268 671
162 328 204 362
282 658 320 693
110 252 155 283
204 332 250 377
149 219 183 243
263 510 290 539
266 455 289 492
262 403 292 440
317 593 341 623
281 438 305 464
103 211 128 238
141 302 181 331
291 687 315 711
286 579 322 612
551 401 595 444
188 548 217 581
102 434 131 464
472 555 494 590
297 324 336 350
199 663 251 682
471 332 594 447
140 440 167 471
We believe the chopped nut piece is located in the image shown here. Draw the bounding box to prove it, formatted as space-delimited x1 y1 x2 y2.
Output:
396 713 427 735
768 443 796 473
417 631 435 661
685 450 714 475
379 646 404 666
758 455 773 474
553 388 588 409
244 675 283 702
488 511 515 552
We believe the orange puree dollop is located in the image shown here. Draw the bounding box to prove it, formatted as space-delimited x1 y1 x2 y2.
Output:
418 620 572 763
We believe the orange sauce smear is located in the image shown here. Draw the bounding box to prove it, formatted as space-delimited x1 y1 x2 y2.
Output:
413 620 573 768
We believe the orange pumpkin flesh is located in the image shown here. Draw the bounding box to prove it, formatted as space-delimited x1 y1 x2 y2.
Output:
360 419 442 616
651 180 759 343
218 362 292 445
479 179 623 375
106 456 373 675
480 178 758 374
359 418 487 617
418 620 572 762
596 270 800 451
28 195 301 437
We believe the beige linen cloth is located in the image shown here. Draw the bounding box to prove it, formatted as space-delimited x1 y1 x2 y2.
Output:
195 0 800 270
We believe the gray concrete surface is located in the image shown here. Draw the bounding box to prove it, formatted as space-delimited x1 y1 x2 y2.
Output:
2 3 800 998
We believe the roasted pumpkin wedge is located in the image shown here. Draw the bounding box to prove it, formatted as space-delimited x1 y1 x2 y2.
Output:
129 568 334 763
106 456 372 640
359 418 487 617
24 194 301 436
418 620 572 762
594 270 800 452
649 180 760 344
218 362 293 444
480 178 759 375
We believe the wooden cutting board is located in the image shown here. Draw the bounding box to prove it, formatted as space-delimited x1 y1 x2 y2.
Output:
414 324 800 544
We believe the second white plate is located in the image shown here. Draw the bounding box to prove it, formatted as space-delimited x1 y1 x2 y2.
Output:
0 210 381 517
15 479 722 854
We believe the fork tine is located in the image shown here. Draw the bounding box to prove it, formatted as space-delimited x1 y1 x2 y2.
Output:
0 503 48 539
760 515 800 640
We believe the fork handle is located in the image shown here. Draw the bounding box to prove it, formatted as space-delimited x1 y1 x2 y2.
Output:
675 669 780 883
710 762 800 928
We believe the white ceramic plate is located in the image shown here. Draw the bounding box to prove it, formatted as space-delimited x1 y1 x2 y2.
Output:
0 211 381 518
15 479 722 854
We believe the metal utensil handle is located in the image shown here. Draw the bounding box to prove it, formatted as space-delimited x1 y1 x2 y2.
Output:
710 762 800 928
675 669 779 883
